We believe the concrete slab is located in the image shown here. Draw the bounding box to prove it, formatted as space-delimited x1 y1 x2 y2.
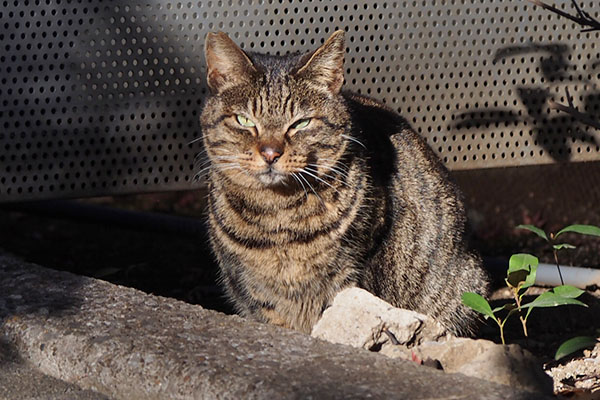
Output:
0 338 109 400
0 252 550 399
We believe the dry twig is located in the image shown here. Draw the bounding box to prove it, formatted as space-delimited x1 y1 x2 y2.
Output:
528 0 600 32
548 87 600 130
530 0 600 129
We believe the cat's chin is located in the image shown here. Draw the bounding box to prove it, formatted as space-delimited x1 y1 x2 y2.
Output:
256 170 289 187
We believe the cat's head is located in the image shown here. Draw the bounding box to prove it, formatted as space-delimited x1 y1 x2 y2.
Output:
200 31 350 190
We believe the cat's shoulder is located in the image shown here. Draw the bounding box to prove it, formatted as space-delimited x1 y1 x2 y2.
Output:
342 92 412 134
342 91 396 115
342 91 443 172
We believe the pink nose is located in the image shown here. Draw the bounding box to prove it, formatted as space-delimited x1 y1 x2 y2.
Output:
260 146 283 165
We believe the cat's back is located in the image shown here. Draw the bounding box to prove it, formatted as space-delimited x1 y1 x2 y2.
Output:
344 92 489 336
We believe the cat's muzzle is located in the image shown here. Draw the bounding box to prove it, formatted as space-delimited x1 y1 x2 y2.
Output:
257 166 288 186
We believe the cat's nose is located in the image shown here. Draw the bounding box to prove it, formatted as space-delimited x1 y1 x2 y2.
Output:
260 145 283 165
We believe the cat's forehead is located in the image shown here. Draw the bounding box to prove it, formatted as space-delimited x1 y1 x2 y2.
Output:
247 51 305 80
222 51 316 116
215 49 326 118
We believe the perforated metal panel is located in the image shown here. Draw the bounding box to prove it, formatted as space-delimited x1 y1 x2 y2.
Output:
1 0 599 202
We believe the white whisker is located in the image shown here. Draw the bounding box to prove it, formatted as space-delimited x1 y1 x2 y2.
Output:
195 151 239 167
193 159 244 181
194 150 208 163
307 163 350 181
187 136 204 146
318 157 351 172
193 164 216 180
193 155 238 171
213 157 233 164
305 166 349 188
291 172 309 201
195 147 235 162
341 134 366 149
300 168 340 195
297 172 324 206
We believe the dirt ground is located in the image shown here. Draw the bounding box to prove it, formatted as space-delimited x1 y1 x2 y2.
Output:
1 161 600 396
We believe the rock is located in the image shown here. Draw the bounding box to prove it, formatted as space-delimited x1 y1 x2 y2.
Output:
546 341 600 395
382 338 553 394
311 287 551 395
311 287 449 350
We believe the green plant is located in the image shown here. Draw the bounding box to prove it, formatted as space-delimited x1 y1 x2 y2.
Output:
517 224 600 285
555 336 598 361
462 253 586 345
518 224 600 358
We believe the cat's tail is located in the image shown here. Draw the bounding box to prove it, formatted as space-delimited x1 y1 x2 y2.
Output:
421 251 491 337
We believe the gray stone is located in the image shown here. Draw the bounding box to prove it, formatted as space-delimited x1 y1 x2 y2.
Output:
382 338 553 394
0 337 110 400
0 252 550 399
311 288 448 350
311 288 552 395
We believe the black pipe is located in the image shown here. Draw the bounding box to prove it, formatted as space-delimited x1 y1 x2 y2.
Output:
2 199 509 282
1 200 208 237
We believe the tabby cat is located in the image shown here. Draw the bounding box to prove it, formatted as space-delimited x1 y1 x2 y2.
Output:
199 30 489 336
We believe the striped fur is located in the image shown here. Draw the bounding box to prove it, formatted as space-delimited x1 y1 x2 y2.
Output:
199 31 489 335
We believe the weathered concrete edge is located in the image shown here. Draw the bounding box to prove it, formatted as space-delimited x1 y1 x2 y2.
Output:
0 336 110 400
0 252 550 400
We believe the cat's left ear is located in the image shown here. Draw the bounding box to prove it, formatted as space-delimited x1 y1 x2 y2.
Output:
295 30 345 95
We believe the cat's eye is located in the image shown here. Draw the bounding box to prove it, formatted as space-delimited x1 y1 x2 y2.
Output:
236 114 256 128
291 118 311 130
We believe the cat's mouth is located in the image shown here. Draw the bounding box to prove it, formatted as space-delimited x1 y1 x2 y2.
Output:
256 168 289 186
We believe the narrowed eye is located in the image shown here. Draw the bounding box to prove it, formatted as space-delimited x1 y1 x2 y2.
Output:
291 118 311 130
236 114 256 128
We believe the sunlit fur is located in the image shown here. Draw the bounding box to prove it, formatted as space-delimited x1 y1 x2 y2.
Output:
199 31 489 335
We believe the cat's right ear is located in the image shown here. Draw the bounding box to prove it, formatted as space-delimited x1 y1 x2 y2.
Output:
204 32 257 93
295 30 346 95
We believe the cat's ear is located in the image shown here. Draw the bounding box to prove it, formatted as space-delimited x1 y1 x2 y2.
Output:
295 30 346 95
204 32 257 93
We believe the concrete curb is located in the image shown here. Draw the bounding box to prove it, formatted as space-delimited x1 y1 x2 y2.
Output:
0 252 549 399
0 335 109 400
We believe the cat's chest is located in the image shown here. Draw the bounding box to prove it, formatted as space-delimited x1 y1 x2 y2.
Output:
214 190 344 239
211 193 347 263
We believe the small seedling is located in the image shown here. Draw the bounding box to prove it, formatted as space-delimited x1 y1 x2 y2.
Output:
517 224 600 285
517 224 600 358
462 253 587 344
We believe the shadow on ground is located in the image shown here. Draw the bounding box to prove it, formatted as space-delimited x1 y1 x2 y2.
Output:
0 195 231 316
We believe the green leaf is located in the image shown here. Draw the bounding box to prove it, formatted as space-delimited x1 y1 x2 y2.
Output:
553 285 585 299
462 292 495 320
517 224 548 241
521 291 587 309
555 336 598 360
555 224 600 239
506 270 529 289
507 254 539 289
553 243 576 250
508 253 539 273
